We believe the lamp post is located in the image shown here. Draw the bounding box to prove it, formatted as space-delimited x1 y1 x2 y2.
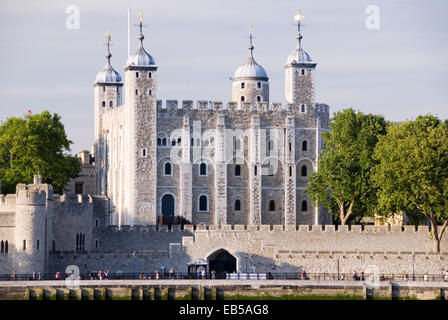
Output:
132 251 136 279
337 259 340 280
412 254 415 281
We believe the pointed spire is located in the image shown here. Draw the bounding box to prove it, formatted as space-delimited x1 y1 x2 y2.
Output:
138 10 144 43
105 31 112 66
248 24 254 58
294 9 306 49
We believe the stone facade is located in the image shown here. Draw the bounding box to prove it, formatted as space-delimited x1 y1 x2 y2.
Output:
0 15 446 277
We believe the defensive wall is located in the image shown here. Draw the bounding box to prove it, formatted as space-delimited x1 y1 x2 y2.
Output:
48 224 448 276
0 279 446 300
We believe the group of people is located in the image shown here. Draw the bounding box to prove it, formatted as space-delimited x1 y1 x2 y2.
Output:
89 269 109 280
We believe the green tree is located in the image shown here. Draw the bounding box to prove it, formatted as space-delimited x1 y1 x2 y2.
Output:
306 108 388 225
0 111 81 194
372 115 448 252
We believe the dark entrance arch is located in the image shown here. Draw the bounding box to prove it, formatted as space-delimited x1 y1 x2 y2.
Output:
208 249 237 279
161 194 175 225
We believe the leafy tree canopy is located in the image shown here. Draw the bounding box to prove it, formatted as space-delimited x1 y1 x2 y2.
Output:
306 108 388 225
0 111 81 194
373 115 448 251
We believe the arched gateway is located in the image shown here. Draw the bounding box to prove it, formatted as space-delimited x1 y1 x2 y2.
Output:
207 249 237 279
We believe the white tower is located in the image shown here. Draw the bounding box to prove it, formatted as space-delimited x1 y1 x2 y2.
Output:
93 33 123 196
285 10 317 106
232 25 269 107
124 11 158 225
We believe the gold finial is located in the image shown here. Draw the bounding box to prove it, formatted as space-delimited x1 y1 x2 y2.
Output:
106 31 111 41
249 24 253 34
138 10 143 22
294 9 306 22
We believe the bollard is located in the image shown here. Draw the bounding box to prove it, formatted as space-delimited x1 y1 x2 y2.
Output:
191 287 200 300
204 287 212 300
154 287 162 300
168 288 176 300
216 288 224 300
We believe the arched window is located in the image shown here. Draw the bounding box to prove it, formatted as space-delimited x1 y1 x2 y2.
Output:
301 69 305 76
256 96 261 102
235 199 241 211
235 165 241 176
136 72 139 78
191 138 194 146
235 139 241 151
157 138 162 146
164 162 172 175
135 89 139 95
0 241 3 253
148 72 152 78
148 89 152 96
199 195 208 212
289 142 292 152
302 141 307 151
241 82 245 89
254 165 257 176
101 101 105 107
142 148 147 157
257 82 261 89
301 165 307 177
241 96 245 102
289 166 293 177
172 140 176 146
109 101 113 107
102 86 105 92
200 163 207 176
301 104 305 113
177 138 181 144
301 200 308 212
4 241 7 253
162 138 167 146
269 200 275 211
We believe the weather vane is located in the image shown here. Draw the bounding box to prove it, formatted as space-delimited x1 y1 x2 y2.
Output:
294 9 306 22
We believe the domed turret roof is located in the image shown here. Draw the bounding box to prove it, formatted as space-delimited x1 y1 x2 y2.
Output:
234 56 268 79
95 59 122 83
233 30 268 80
286 10 316 66
286 47 313 65
95 33 122 83
126 18 156 67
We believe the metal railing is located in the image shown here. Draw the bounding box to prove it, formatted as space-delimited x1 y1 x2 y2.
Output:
1 272 447 282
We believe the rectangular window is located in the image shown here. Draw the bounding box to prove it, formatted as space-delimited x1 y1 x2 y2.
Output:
23 240 26 251
75 182 83 194
95 239 99 248
37 239 40 250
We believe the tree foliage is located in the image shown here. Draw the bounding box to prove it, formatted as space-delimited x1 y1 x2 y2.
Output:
0 111 81 194
306 108 388 225
372 115 448 252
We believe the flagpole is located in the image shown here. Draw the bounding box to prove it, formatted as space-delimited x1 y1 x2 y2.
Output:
127 8 131 57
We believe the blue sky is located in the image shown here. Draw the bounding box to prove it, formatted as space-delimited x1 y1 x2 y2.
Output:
0 0 447 153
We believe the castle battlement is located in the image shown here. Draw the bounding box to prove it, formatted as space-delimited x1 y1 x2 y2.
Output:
102 223 433 235
15 183 51 205
154 99 330 115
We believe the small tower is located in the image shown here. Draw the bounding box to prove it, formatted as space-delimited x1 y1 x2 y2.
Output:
285 10 317 106
124 11 158 226
94 32 123 195
14 175 53 274
232 25 269 106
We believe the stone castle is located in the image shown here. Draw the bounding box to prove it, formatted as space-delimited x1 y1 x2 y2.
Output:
0 12 446 277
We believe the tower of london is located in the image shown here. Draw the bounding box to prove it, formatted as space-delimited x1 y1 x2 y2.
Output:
0 12 445 278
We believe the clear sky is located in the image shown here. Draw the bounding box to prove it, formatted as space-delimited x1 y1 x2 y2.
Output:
0 0 447 153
